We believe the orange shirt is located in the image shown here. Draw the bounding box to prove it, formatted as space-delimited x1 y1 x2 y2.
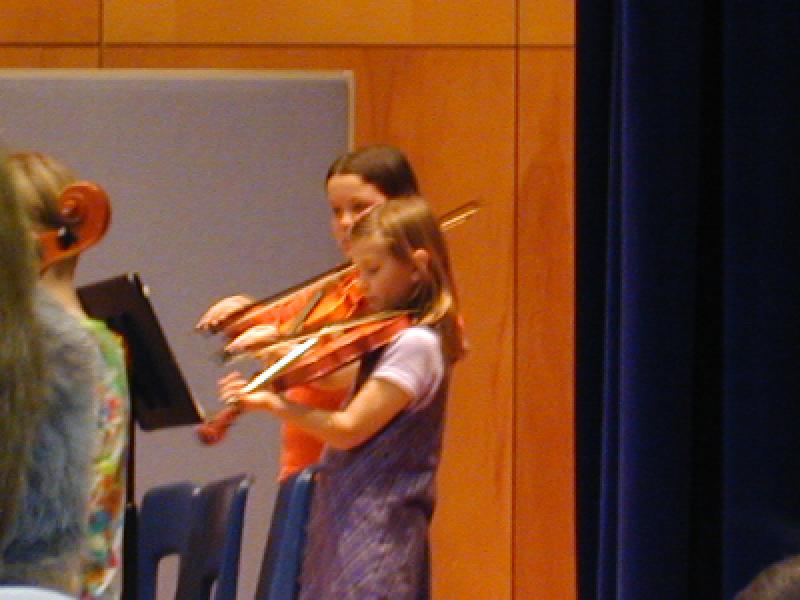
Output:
280 384 350 480
225 272 362 480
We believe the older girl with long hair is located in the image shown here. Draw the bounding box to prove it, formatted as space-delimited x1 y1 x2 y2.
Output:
5 152 129 600
0 155 96 596
197 144 424 480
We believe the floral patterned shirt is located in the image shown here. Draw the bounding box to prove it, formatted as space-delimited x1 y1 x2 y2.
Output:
80 318 130 600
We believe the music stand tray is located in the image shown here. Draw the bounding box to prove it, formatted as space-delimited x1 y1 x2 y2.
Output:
78 272 204 430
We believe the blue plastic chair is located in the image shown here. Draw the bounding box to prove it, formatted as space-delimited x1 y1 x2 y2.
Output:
136 481 197 600
255 466 318 600
136 473 252 600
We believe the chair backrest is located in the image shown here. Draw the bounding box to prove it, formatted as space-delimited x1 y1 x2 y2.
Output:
255 466 317 600
137 481 198 600
136 473 252 600
174 473 252 600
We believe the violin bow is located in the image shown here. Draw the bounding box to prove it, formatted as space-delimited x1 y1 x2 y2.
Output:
240 335 322 393
208 200 480 334
253 310 414 354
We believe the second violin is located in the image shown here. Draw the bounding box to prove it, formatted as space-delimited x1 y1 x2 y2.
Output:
201 201 478 347
197 311 412 444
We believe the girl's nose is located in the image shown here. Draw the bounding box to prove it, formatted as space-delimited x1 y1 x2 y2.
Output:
338 210 354 228
341 211 362 239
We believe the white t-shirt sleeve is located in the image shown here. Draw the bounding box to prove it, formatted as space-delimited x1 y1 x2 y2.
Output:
371 327 444 409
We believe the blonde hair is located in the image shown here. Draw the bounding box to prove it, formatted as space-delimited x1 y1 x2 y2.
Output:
6 152 76 232
350 195 465 363
6 152 79 279
0 155 44 544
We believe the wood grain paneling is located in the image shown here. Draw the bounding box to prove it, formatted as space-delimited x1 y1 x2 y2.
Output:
0 1 99 44
103 0 515 45
104 45 516 599
5 1 578 595
360 50 516 600
516 46 576 599
0 47 98 67
520 0 575 46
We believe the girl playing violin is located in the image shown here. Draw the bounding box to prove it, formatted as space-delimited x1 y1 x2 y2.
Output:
219 195 465 600
196 144 421 480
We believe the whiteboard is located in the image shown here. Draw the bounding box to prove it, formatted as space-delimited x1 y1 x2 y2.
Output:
0 69 352 599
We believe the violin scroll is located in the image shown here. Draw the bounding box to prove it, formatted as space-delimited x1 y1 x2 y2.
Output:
197 404 241 445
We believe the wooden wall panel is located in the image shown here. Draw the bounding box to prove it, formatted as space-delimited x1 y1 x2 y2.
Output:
103 45 516 599
519 0 575 46
0 47 98 67
4 1 578 597
0 1 99 44
516 47 576 599
103 0 515 44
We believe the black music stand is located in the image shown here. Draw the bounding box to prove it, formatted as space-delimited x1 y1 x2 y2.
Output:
78 272 204 600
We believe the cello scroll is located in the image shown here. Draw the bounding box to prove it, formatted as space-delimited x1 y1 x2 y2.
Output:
37 181 111 272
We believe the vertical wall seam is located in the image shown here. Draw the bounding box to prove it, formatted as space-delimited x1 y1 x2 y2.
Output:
98 0 105 67
512 0 520 598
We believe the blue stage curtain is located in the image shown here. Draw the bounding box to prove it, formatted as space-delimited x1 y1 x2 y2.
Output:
576 1 800 598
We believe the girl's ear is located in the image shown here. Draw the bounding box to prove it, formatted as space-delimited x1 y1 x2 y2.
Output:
411 248 430 281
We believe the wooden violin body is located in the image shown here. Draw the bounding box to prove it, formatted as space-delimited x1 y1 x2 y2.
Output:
271 313 411 392
37 181 111 272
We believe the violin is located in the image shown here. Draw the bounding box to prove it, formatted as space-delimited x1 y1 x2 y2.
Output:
219 270 366 352
37 181 111 272
196 200 478 445
197 311 412 444
206 201 479 338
